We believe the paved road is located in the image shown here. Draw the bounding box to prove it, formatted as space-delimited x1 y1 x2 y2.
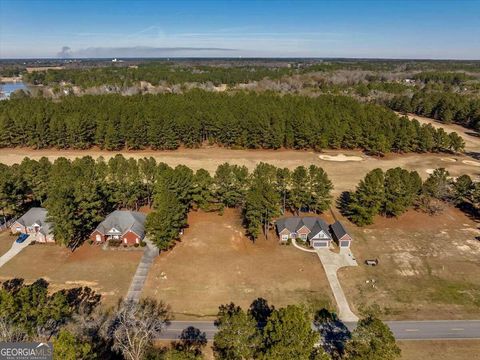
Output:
159 320 480 341
0 235 32 268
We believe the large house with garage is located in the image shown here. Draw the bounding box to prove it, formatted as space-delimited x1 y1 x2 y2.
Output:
90 210 146 246
10 207 54 243
275 217 333 249
275 216 352 249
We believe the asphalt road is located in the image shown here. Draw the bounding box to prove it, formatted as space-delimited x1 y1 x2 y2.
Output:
159 320 480 341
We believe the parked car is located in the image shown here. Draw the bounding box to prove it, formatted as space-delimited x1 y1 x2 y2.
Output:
15 233 29 244
365 259 379 266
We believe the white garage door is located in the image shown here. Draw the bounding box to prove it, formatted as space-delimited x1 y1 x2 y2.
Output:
313 241 328 248
340 240 350 247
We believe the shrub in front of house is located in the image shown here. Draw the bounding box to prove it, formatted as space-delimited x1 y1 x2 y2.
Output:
109 240 121 248
286 238 292 245
296 237 306 246
87 239 93 245
140 241 146 247
134 243 139 248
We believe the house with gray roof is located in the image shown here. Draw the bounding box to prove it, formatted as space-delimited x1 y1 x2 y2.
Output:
10 207 54 243
90 210 146 246
275 216 333 249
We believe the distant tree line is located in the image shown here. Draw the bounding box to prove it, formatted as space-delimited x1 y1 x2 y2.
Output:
0 156 332 249
23 63 294 87
390 91 480 130
342 167 480 225
412 71 474 85
0 91 465 154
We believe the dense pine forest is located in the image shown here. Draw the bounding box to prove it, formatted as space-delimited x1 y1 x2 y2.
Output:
389 91 480 130
0 91 465 153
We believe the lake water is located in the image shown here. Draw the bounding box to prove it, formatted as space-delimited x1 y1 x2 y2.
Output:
0 82 28 98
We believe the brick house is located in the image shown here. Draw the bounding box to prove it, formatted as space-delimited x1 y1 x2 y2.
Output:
275 216 352 249
10 207 54 243
90 210 146 246
275 217 333 249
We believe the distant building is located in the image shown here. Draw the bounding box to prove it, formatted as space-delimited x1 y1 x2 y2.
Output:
10 207 54 243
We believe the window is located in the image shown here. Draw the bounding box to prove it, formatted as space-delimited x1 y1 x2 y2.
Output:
281 235 288 241
300 234 307 240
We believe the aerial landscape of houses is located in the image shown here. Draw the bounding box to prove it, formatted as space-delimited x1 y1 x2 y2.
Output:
0 0 479 359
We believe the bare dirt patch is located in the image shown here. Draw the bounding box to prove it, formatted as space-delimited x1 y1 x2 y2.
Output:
0 243 142 307
398 340 480 360
142 209 333 319
337 206 480 320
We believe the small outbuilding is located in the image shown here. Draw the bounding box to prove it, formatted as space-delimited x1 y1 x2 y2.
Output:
90 210 146 246
10 207 54 243
330 221 353 248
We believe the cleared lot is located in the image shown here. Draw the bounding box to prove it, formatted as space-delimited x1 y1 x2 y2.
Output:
0 243 142 307
338 206 480 320
399 340 480 360
142 209 334 319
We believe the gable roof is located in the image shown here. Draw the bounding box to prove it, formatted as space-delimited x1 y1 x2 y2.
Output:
275 217 332 240
330 221 351 241
15 207 52 236
94 210 146 239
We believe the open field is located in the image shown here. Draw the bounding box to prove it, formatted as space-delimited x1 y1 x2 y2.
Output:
142 209 334 319
1 147 480 195
338 205 480 320
399 340 480 360
0 242 142 306
0 232 15 256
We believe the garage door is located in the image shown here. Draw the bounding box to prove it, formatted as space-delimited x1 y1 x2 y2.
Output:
340 240 350 247
313 241 328 248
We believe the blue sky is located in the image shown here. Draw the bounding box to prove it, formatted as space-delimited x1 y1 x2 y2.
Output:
0 0 479 59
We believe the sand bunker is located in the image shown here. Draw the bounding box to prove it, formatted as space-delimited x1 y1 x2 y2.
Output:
441 157 457 162
462 160 480 167
318 154 363 162
426 169 435 174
